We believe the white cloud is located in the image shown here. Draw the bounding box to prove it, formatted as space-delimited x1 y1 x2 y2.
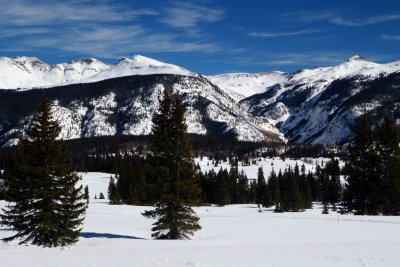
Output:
382 34 400 41
160 2 225 32
248 29 326 38
282 11 400 27
0 0 222 57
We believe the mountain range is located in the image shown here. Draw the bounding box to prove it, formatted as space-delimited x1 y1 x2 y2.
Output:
0 54 399 147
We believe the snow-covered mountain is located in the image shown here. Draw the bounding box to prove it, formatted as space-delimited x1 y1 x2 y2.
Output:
240 56 400 144
0 56 109 89
207 72 289 102
0 74 282 147
0 55 192 90
1 54 400 145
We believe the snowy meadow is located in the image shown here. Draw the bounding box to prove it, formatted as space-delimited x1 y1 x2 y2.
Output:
1 159 399 267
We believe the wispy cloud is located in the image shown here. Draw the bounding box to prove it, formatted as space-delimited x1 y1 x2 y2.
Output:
231 51 356 68
382 34 400 41
330 14 400 26
282 11 400 27
160 2 225 33
0 1 157 26
247 29 326 38
0 0 223 58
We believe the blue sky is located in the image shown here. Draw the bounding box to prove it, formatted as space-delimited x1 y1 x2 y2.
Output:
1 0 400 74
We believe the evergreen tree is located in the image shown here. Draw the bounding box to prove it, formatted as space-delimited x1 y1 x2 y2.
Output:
378 115 400 215
326 159 342 208
215 169 230 206
143 89 201 239
268 169 280 205
256 167 266 207
99 192 105 199
299 165 313 209
345 115 379 215
286 165 304 211
237 170 249 203
274 170 284 212
228 162 239 203
108 176 121 205
1 96 86 247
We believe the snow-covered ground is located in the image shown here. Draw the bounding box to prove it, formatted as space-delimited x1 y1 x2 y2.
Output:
196 157 342 180
1 171 399 267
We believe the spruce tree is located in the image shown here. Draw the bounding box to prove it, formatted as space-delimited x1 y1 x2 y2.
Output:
345 115 378 214
143 89 201 239
108 176 121 205
299 165 313 209
1 96 86 247
215 169 230 206
326 159 342 208
268 169 280 206
228 162 239 203
256 167 266 207
237 170 249 203
378 115 400 215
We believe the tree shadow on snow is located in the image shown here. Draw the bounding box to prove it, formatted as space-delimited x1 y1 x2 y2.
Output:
80 232 145 240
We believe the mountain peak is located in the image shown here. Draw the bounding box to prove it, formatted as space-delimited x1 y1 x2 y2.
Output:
346 55 364 62
131 55 163 65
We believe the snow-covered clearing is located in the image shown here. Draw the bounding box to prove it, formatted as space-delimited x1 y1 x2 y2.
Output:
196 157 343 179
1 171 399 267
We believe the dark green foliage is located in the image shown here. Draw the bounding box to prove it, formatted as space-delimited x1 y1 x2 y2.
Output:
99 192 105 199
256 167 272 208
143 89 201 240
228 163 239 204
108 176 121 205
256 167 266 206
285 165 304 211
215 169 230 206
377 116 400 215
344 114 400 215
299 165 313 209
0 96 86 247
345 115 379 215
268 169 280 206
237 170 249 204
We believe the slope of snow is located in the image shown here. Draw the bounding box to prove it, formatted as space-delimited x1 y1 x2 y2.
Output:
0 170 399 267
0 55 192 90
0 57 109 89
208 72 289 101
85 55 192 83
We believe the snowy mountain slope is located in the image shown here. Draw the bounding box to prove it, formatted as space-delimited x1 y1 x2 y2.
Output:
207 71 289 101
0 74 282 147
2 54 400 145
0 55 192 90
240 56 400 144
0 56 109 89
85 55 192 83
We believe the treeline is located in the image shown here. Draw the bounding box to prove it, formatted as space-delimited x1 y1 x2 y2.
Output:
199 158 342 212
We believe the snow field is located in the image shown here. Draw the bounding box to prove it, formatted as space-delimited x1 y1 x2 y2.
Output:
0 160 399 267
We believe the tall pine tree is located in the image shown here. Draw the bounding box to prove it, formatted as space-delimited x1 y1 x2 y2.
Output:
1 95 86 247
345 115 379 215
142 89 201 239
378 115 400 215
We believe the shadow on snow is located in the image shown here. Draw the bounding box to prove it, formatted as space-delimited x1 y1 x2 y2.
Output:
80 232 145 240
